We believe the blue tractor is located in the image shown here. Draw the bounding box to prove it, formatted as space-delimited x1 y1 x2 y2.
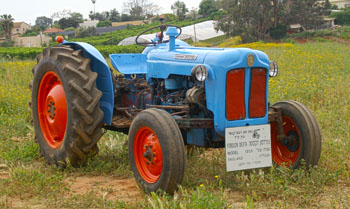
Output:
31 23 321 194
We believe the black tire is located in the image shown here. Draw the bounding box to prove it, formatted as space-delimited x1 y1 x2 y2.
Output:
31 45 104 167
271 100 321 169
128 108 185 194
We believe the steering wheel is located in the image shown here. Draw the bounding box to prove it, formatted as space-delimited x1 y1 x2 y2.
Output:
135 24 182 46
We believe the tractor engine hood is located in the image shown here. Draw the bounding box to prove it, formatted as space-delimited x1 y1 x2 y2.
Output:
110 40 270 80
145 43 270 80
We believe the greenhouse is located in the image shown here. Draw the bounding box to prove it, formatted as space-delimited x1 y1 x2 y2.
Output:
118 20 225 45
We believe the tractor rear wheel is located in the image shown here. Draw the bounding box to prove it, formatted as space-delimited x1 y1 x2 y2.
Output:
31 45 104 167
270 100 321 168
128 108 185 194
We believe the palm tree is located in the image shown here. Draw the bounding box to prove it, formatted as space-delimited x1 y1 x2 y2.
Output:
0 14 14 41
91 0 96 16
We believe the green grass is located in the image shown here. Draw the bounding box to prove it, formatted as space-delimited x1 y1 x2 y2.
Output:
1 41 350 208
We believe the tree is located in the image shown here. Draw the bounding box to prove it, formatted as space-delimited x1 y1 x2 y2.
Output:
171 1 188 21
70 12 84 23
58 18 77 29
0 14 14 40
271 0 281 28
89 11 104 21
58 12 84 29
121 13 135 21
123 0 160 19
187 8 199 20
130 5 143 17
217 0 331 41
217 0 273 42
89 9 120 22
91 0 96 15
283 0 330 30
199 0 218 18
51 9 71 21
109 9 121 22
35 16 53 28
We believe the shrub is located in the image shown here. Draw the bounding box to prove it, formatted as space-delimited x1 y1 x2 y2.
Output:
64 27 76 31
97 20 112 27
75 26 97 38
0 41 14 47
0 47 42 59
270 24 287 40
217 36 242 47
21 32 38 37
312 37 332 42
330 9 350 25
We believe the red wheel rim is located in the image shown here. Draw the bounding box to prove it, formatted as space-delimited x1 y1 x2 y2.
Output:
134 127 163 183
271 116 301 166
38 71 67 149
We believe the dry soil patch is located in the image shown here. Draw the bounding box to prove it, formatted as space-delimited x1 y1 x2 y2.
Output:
65 175 143 202
0 172 8 179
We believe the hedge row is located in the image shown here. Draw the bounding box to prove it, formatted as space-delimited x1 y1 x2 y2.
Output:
96 45 144 57
0 45 144 59
0 47 42 59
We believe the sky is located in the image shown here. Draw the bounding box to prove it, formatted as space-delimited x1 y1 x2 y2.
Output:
0 0 201 25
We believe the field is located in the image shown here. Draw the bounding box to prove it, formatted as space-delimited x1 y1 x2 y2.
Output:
1 41 350 208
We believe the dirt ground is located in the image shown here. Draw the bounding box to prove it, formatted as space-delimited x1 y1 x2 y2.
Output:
65 176 144 202
0 172 8 180
1 168 349 208
0 163 9 180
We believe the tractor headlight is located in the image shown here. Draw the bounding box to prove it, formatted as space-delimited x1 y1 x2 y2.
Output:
191 65 208 82
269 61 279 77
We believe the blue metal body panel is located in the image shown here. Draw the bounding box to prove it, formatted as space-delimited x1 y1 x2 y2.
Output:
63 42 114 125
203 49 270 137
110 54 147 74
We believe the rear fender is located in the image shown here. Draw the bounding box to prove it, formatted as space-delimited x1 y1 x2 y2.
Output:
62 42 113 125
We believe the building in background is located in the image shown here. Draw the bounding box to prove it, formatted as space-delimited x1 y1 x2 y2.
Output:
11 22 31 36
13 34 51 47
330 0 350 8
43 28 64 34
79 20 99 28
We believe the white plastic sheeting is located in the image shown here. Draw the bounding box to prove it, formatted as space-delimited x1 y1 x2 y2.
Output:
117 20 225 46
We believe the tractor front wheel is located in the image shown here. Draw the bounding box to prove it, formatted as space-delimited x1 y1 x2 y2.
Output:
128 108 185 194
270 100 321 168
31 45 104 167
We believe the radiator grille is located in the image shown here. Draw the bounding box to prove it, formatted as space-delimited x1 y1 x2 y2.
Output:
249 68 267 118
226 69 245 120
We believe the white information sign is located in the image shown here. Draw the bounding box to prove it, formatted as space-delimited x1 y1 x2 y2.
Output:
225 124 272 172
